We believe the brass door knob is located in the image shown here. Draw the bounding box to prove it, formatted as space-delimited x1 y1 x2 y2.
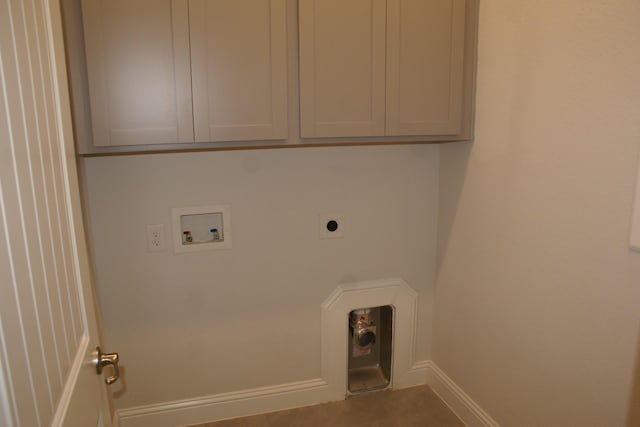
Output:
95 346 120 385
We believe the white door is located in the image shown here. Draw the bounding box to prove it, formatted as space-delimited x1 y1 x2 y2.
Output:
0 0 114 426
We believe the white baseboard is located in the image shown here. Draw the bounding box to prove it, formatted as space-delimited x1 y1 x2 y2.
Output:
116 378 333 427
114 361 497 427
425 361 499 427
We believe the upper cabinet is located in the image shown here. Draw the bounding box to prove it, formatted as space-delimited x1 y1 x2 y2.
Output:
70 0 477 152
81 0 193 146
189 0 288 142
299 0 468 138
81 0 288 147
298 0 387 138
386 0 466 136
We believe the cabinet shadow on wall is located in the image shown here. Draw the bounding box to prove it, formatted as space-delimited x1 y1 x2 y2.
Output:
435 141 472 279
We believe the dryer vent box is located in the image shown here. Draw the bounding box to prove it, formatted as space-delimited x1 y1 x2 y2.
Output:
348 305 393 394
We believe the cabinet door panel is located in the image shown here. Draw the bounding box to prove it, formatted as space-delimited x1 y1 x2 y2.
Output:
386 0 466 136
190 0 288 142
82 0 193 146
299 0 386 138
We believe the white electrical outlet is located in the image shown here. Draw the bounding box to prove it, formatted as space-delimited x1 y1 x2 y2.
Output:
146 224 166 252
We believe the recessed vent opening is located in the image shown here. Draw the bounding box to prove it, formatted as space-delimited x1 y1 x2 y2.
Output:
347 305 393 394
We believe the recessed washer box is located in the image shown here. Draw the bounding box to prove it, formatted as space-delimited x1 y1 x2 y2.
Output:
172 205 232 253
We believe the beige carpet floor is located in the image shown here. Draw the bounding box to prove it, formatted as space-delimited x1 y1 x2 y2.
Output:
192 385 465 427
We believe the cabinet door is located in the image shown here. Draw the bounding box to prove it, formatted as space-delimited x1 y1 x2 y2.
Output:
190 0 288 142
386 0 466 136
82 0 193 146
299 0 387 138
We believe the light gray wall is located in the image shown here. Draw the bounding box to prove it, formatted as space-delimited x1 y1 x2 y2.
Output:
83 145 439 409
436 0 640 425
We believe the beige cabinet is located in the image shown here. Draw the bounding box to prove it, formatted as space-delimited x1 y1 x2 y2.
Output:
74 0 476 152
298 0 387 138
299 0 468 138
386 0 466 136
81 0 193 146
81 0 288 147
189 0 288 142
